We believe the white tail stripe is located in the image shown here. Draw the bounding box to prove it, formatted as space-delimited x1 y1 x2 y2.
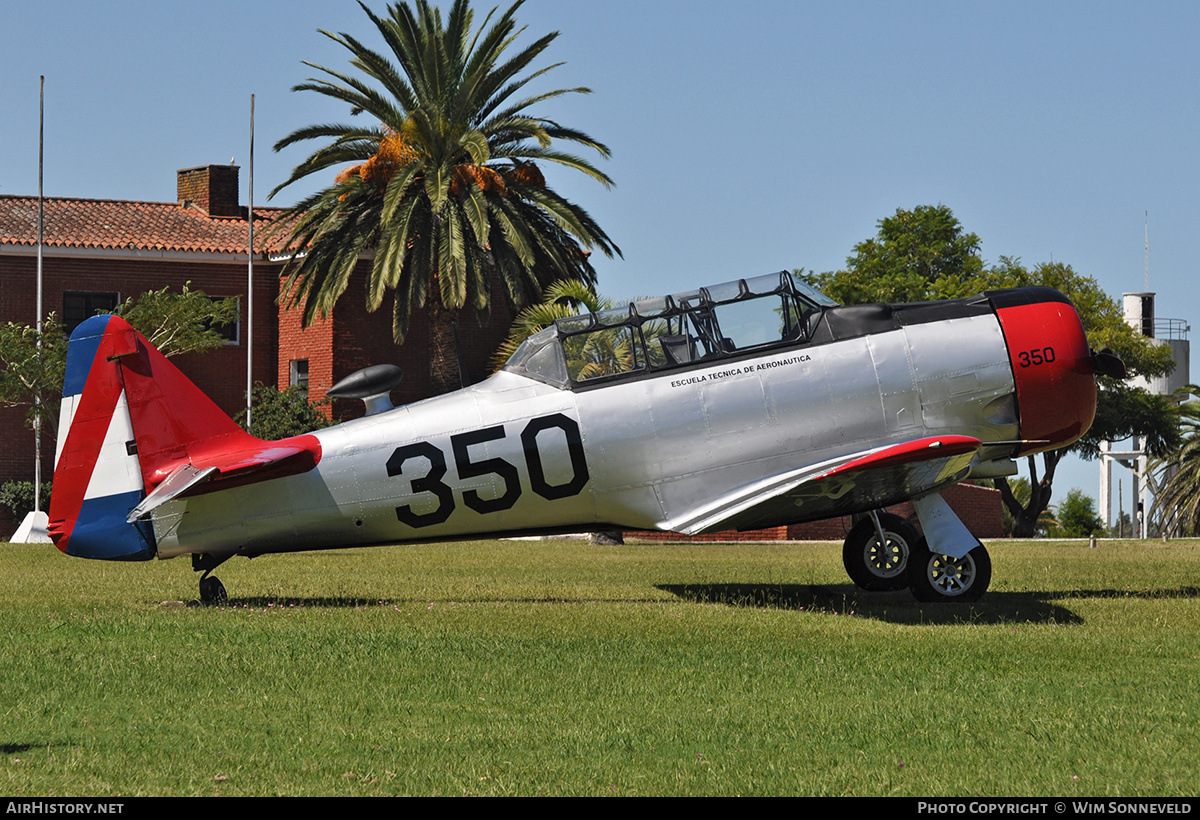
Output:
82 390 144 502
54 393 82 469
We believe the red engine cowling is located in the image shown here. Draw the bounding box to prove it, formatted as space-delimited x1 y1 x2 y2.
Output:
991 288 1098 455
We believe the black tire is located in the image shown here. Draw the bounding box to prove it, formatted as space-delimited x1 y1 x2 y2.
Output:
199 576 228 606
908 541 991 602
842 513 916 591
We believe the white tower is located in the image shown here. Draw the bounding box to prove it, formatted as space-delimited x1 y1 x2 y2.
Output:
1099 292 1190 537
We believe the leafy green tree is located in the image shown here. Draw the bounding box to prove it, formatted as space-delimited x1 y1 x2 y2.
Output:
806 205 996 304
1050 488 1105 537
270 0 620 395
987 476 1056 537
804 206 1178 537
109 282 241 358
0 481 53 522
0 314 68 438
240 385 333 440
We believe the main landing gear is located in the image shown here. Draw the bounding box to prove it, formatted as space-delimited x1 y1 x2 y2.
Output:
842 511 991 602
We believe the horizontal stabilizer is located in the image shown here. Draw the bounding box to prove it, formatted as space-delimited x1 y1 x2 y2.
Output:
127 465 215 522
128 438 322 522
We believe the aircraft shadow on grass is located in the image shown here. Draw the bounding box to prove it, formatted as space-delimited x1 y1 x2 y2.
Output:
184 596 419 609
179 585 1200 626
656 583 1200 626
183 595 679 608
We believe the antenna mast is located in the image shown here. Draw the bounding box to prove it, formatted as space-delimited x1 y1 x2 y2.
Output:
1144 211 1149 291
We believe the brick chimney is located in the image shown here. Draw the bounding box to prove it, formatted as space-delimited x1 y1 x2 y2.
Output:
177 165 241 217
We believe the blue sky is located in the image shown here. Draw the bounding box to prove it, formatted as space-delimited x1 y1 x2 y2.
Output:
2 0 1197 510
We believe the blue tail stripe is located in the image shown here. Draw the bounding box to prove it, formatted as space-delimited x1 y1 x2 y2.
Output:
66 490 156 561
62 315 115 398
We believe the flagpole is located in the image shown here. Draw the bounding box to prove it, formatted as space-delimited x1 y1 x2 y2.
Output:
246 93 254 432
16 76 50 543
34 75 44 515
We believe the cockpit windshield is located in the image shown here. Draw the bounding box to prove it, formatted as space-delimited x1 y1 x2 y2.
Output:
502 271 835 388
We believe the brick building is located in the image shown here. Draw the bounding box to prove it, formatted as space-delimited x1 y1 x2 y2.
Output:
0 164 513 533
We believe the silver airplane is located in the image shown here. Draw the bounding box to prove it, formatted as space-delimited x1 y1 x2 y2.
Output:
48 271 1110 604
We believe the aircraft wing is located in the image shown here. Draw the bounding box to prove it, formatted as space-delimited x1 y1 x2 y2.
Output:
667 435 983 536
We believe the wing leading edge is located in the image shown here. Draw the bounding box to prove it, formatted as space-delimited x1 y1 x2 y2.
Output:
667 435 983 536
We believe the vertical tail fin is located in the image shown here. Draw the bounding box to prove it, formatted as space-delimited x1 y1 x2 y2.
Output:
49 315 155 559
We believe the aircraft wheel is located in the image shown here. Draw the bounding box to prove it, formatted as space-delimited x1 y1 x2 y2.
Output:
908 541 991 602
842 513 915 591
199 576 228 606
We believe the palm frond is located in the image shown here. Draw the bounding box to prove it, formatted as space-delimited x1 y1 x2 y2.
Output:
272 0 619 394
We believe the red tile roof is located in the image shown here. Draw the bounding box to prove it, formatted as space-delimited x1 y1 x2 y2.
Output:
0 195 291 256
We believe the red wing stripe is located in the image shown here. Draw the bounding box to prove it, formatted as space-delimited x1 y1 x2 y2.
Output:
816 436 982 480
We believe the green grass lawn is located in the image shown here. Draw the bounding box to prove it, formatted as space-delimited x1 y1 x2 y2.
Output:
1 537 1197 796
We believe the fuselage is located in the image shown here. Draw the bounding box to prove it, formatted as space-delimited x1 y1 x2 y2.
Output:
149 278 1096 561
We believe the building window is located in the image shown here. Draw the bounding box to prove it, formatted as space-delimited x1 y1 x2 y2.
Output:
207 296 240 344
289 359 309 397
63 291 119 334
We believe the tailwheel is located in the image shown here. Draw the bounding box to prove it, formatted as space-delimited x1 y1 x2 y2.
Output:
198 575 228 606
908 541 991 602
842 512 915 591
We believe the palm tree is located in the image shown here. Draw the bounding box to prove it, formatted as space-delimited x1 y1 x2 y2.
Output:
489 278 610 371
270 0 620 393
1151 392 1200 536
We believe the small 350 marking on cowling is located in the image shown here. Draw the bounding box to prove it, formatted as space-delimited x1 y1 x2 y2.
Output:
1016 347 1056 368
385 413 589 528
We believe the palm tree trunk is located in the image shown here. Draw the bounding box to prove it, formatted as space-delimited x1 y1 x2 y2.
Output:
426 291 462 397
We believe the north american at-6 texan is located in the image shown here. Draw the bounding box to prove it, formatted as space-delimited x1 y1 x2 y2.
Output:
48 271 1121 604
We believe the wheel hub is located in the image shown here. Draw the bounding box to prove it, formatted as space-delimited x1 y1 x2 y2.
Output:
866 537 905 578
928 553 975 595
